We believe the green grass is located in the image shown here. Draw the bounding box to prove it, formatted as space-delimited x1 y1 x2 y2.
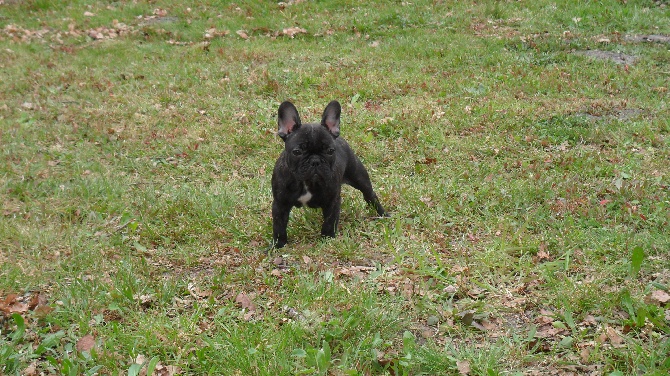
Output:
1 0 669 374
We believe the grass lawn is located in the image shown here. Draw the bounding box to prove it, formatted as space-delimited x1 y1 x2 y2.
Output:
1 0 669 374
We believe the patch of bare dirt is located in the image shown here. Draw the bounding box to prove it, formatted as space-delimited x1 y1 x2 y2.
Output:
625 34 670 44
577 108 645 122
573 50 637 65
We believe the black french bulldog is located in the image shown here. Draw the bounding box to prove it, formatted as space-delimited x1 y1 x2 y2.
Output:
270 100 387 248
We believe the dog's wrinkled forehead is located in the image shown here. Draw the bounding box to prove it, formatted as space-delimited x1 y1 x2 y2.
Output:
287 124 335 149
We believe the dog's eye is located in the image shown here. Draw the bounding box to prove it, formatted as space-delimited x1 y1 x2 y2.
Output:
292 149 302 156
326 148 335 155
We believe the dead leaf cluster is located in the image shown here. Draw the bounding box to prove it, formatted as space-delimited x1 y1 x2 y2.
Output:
2 24 51 43
75 334 96 352
647 289 670 306
281 27 307 38
471 17 523 39
277 0 305 9
235 292 257 321
0 292 52 317
204 27 230 40
1 20 135 44
235 26 308 40
134 354 182 376
86 20 133 41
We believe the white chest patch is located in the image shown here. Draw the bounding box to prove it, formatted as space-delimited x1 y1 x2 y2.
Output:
297 184 312 205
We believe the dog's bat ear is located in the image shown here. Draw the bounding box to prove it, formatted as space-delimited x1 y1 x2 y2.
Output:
277 101 301 140
321 100 341 138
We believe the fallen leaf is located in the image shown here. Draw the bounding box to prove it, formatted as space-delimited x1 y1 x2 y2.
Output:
76 334 96 352
155 364 182 376
23 363 38 376
536 310 555 325
649 290 670 305
243 311 254 321
419 196 433 206
282 26 307 38
376 353 401 376
479 319 497 331
135 354 147 365
1 294 29 314
88 30 105 40
457 360 471 375
580 347 591 363
581 314 598 326
536 324 565 338
235 292 256 312
236 30 249 39
84 11 96 17
188 283 212 299
302 255 312 265
606 326 624 345
535 250 551 262
34 305 55 317
443 285 457 294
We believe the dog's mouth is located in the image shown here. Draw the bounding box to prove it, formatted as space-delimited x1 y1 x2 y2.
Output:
295 156 332 182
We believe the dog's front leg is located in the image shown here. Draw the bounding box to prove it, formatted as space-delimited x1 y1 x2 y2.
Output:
320 195 341 238
272 200 292 248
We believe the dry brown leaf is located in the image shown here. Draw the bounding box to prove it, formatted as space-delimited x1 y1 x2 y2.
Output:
282 27 307 38
34 304 55 317
457 360 471 375
236 30 249 39
580 347 591 363
155 364 182 376
581 314 598 326
302 255 312 265
23 362 38 376
28 293 47 310
479 319 497 331
235 292 256 312
204 27 229 40
421 329 433 338
376 353 401 376
649 290 670 305
606 326 624 345
83 11 96 17
534 250 551 262
188 283 212 299
76 334 96 352
401 282 414 299
536 325 564 338
3 297 29 314
243 311 254 321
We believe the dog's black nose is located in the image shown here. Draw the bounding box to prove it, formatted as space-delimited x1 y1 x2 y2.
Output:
311 159 320 167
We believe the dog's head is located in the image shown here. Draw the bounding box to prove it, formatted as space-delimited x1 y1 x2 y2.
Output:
276 101 341 183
